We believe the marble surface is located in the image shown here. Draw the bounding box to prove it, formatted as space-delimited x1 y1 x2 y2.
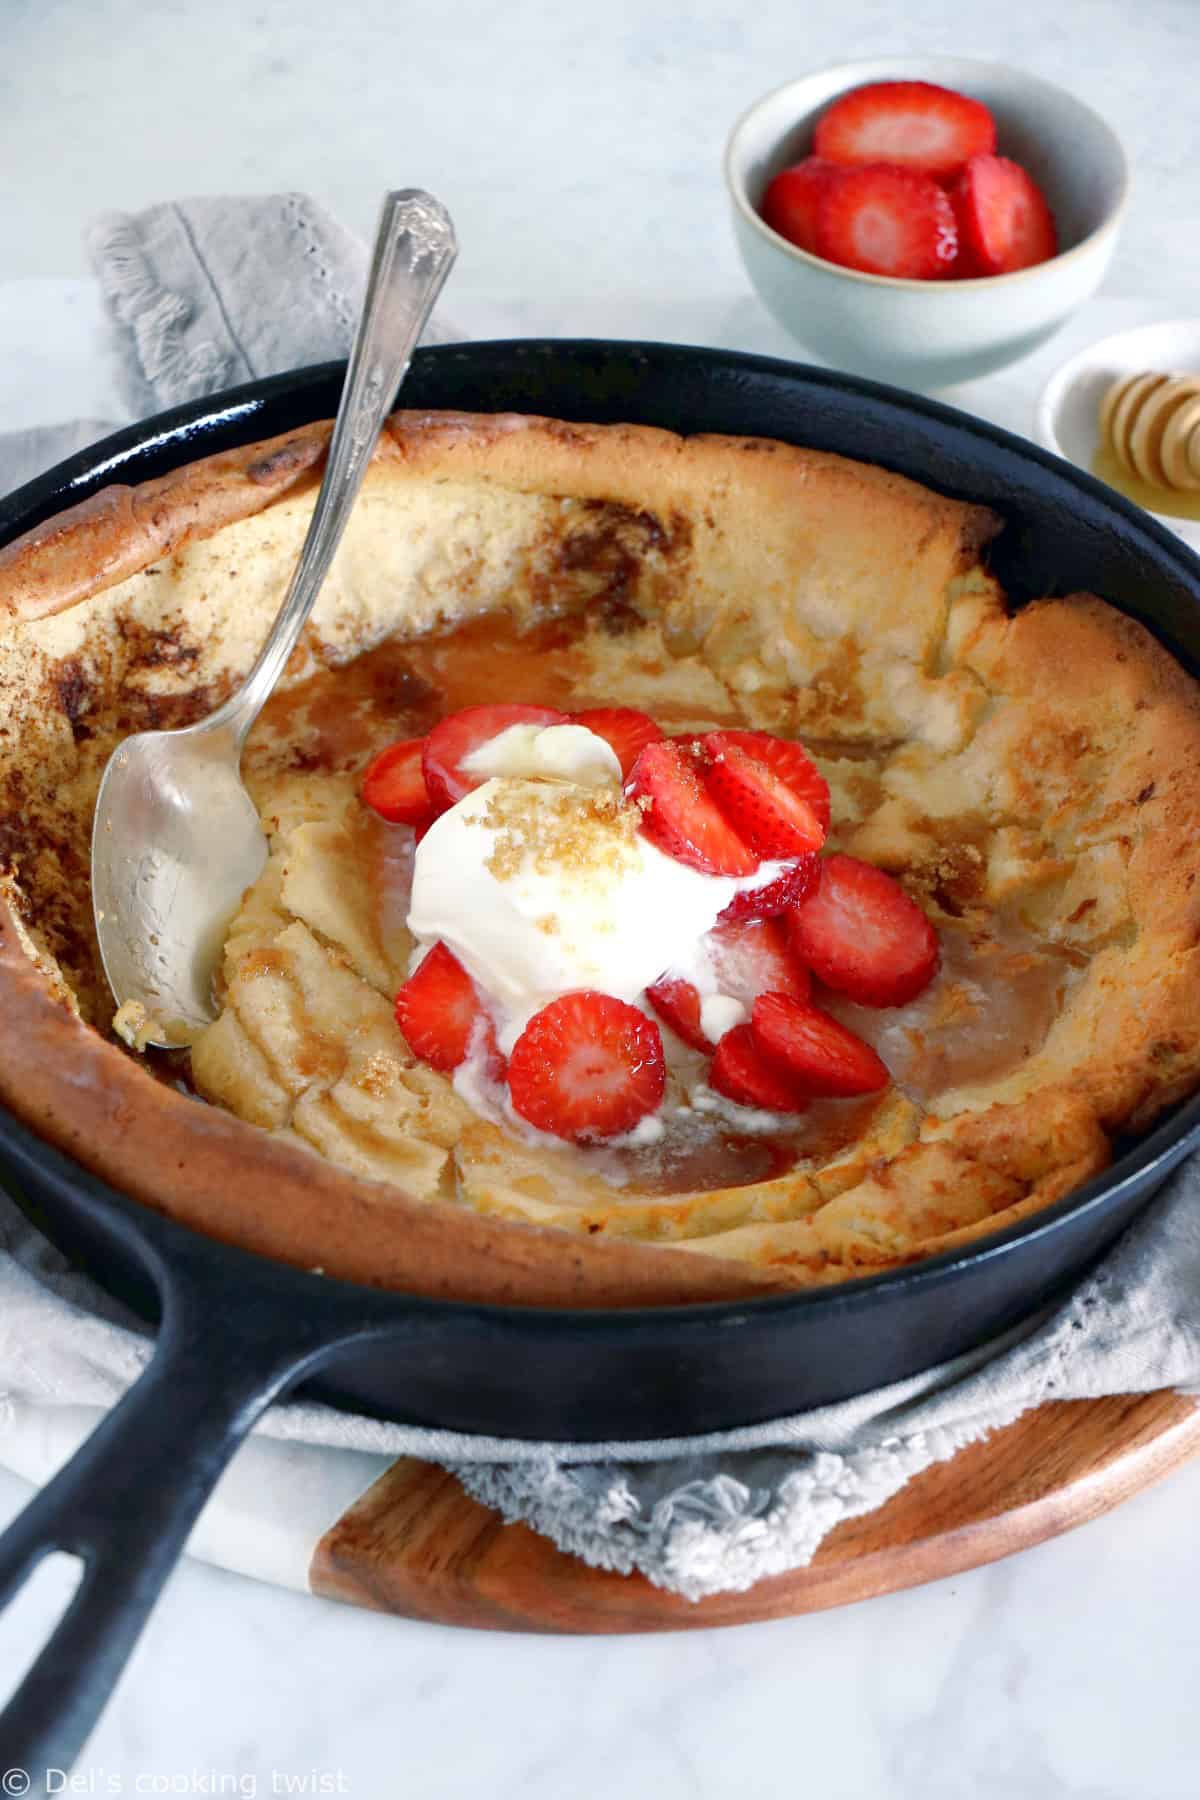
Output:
2 0 1200 1791
4 1456 1200 1798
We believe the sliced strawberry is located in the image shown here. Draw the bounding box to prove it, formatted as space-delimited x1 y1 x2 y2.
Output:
951 153 1058 276
394 942 500 1074
645 976 712 1053
573 707 663 779
707 915 811 1006
704 729 830 831
709 1024 810 1115
626 739 759 876
507 992 666 1142
646 917 809 1054
422 703 568 810
787 854 939 1007
703 732 827 859
752 992 889 1097
814 163 958 279
813 80 996 182
360 738 431 825
718 855 820 923
761 157 843 253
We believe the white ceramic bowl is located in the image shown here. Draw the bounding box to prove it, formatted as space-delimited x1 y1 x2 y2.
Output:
725 57 1129 388
1035 317 1200 554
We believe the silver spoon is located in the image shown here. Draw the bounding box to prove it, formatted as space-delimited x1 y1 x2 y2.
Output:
91 189 457 1049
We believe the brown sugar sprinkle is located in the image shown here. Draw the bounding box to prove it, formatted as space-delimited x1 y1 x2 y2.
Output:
480 780 642 892
354 1050 404 1097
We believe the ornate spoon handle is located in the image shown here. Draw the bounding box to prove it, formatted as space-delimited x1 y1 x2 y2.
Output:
219 188 457 748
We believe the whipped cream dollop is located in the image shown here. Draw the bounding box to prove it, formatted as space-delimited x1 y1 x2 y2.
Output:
406 723 784 1054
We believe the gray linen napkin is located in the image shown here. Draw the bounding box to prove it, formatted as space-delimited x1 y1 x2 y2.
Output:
0 195 1197 1603
88 192 458 415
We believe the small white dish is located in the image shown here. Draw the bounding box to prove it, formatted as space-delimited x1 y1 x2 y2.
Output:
724 57 1129 390
1035 318 1200 554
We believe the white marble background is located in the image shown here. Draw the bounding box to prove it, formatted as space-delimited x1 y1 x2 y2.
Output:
2 0 1200 1792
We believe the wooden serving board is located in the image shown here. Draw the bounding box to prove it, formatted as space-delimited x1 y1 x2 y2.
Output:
309 1390 1200 1631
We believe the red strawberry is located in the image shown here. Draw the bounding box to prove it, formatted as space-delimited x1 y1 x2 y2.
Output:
787 854 939 1007
718 855 820 924
813 80 996 182
703 732 827 859
705 729 830 831
507 992 666 1142
709 1024 810 1115
626 739 759 876
752 993 889 1097
950 153 1058 276
707 915 811 1006
761 157 843 253
814 163 958 279
394 942 500 1074
422 703 568 810
360 738 431 825
572 707 663 779
646 976 712 1052
647 917 809 1054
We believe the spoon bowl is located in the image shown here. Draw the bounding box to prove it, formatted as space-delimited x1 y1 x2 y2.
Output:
91 189 457 1047
92 715 265 1045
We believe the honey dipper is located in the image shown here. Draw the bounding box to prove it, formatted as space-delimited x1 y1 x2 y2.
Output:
1099 370 1200 492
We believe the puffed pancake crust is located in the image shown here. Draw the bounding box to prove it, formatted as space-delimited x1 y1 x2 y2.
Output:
0 410 1198 1308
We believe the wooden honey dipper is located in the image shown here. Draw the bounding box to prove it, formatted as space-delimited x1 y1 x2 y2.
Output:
1099 370 1200 492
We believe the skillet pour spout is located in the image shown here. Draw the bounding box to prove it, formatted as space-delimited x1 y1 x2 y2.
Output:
0 339 1199 1771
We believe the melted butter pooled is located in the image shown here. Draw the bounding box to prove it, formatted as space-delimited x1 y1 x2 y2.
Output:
584 1094 887 1200
368 810 418 954
596 1121 790 1197
826 916 1070 1102
247 614 588 780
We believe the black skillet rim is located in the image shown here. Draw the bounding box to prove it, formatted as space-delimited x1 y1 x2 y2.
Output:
3 335 1200 1340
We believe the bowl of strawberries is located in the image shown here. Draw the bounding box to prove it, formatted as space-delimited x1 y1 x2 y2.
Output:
725 57 1128 387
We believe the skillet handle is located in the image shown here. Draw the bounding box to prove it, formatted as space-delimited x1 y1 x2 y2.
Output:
0 1282 331 1781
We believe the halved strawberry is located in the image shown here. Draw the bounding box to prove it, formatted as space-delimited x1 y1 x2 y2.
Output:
422 703 568 810
761 157 843 253
361 738 431 825
703 732 827 859
707 915 811 1006
507 992 666 1142
718 855 820 924
573 707 663 779
645 976 711 1052
706 729 831 831
752 992 889 1097
950 153 1057 276
787 854 939 1007
813 80 996 182
814 163 958 279
394 942 500 1074
709 1024 810 1115
626 739 758 876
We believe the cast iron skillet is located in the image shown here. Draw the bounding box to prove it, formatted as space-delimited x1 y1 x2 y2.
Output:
2 341 1200 1776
